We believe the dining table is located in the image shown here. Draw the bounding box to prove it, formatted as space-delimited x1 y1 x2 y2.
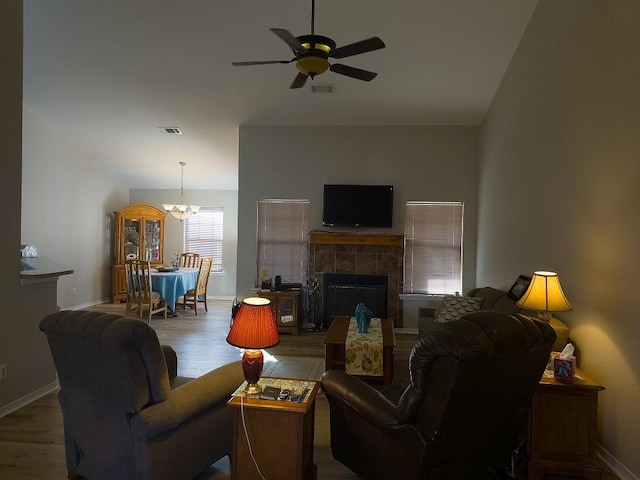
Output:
150 267 199 313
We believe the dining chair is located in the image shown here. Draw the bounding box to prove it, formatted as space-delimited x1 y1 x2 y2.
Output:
180 252 200 268
125 259 167 323
181 256 213 315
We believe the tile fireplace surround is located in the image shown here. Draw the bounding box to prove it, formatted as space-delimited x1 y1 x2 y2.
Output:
309 231 404 327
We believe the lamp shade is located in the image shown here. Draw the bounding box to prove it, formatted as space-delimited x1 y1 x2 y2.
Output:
516 271 572 313
226 297 280 349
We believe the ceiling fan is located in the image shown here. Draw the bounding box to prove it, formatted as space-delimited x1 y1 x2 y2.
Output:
231 0 386 89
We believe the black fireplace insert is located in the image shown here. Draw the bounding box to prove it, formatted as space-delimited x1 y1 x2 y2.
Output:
322 273 388 329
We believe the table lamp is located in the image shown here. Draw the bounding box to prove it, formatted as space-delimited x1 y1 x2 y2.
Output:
226 297 280 396
516 270 572 321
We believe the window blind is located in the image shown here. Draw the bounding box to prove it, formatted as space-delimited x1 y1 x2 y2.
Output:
257 199 309 286
403 202 463 295
184 206 223 273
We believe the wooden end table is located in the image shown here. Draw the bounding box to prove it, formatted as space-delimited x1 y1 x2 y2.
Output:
529 368 605 480
323 316 396 386
228 378 320 480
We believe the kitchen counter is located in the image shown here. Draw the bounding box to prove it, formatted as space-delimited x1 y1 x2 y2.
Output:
20 257 74 283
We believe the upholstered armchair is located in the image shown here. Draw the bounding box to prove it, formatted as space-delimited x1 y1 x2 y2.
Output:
321 311 556 480
39 310 244 480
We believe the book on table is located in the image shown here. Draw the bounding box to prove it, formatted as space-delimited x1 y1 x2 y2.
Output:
259 386 281 400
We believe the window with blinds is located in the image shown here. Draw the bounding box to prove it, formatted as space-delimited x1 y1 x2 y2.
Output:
257 199 310 287
403 202 463 295
184 206 223 273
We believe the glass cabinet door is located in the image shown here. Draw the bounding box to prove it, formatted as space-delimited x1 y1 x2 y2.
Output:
144 219 161 262
123 219 141 260
279 297 296 325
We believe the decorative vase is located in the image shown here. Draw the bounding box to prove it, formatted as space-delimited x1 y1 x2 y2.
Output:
354 303 373 334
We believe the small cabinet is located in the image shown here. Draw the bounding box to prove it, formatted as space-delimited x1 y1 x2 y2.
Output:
111 203 166 303
258 290 300 335
528 368 605 480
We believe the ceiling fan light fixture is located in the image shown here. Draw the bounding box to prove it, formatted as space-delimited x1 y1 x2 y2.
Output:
296 56 330 76
297 35 335 54
300 41 332 53
230 1 384 88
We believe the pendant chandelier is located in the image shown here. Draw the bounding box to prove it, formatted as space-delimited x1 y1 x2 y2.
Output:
162 161 200 220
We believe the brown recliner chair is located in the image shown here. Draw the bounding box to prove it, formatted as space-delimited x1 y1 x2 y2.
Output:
39 310 245 480
321 311 556 480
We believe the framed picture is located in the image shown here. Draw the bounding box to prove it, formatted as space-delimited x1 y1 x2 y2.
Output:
507 275 532 300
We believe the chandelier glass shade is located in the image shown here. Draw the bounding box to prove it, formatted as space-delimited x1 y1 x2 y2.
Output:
163 162 200 220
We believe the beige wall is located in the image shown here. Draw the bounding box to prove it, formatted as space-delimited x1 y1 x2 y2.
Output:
0 0 59 413
130 188 239 298
478 1 640 477
1 0 130 413
21 105 130 308
236 125 479 299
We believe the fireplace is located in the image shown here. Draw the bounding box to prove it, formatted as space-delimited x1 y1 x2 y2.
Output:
323 273 388 328
309 230 404 327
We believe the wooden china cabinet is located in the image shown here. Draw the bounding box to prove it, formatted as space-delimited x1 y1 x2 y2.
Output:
111 203 166 303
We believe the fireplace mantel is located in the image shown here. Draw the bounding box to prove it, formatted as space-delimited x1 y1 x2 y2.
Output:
309 230 403 247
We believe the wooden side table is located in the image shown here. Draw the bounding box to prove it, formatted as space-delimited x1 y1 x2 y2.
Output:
228 378 320 480
529 368 605 480
323 316 396 386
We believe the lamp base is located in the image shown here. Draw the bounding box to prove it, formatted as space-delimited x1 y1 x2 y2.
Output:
537 311 552 322
241 349 264 397
243 382 262 396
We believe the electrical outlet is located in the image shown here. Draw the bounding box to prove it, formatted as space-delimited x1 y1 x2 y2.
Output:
72 287 77 295
0 364 7 381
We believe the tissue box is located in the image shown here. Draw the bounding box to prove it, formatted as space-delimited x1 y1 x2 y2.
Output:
553 356 576 379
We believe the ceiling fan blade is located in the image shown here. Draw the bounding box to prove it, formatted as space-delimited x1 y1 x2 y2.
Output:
330 63 378 82
331 37 386 59
271 28 303 52
232 60 291 66
290 72 309 89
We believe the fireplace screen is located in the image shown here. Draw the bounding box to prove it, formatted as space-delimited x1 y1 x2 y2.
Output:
323 273 388 328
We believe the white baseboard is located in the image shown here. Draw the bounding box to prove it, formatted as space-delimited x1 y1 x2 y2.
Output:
68 296 235 311
0 381 59 418
598 444 639 480
70 298 111 310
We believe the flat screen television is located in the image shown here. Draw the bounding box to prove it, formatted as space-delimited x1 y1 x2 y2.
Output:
322 184 393 228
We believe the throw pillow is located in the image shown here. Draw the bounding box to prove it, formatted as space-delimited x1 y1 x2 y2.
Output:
434 295 483 323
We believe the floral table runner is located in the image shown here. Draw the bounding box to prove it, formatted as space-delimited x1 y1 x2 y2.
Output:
345 317 383 376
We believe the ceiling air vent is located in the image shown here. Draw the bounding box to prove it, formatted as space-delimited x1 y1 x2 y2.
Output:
311 84 336 94
158 126 182 134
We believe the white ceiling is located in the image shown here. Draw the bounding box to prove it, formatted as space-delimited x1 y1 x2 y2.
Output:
22 0 538 190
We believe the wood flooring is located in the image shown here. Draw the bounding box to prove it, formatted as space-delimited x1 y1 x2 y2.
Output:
0 300 620 479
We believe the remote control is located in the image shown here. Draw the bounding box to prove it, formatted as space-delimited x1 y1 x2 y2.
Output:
278 389 292 401
298 387 310 403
